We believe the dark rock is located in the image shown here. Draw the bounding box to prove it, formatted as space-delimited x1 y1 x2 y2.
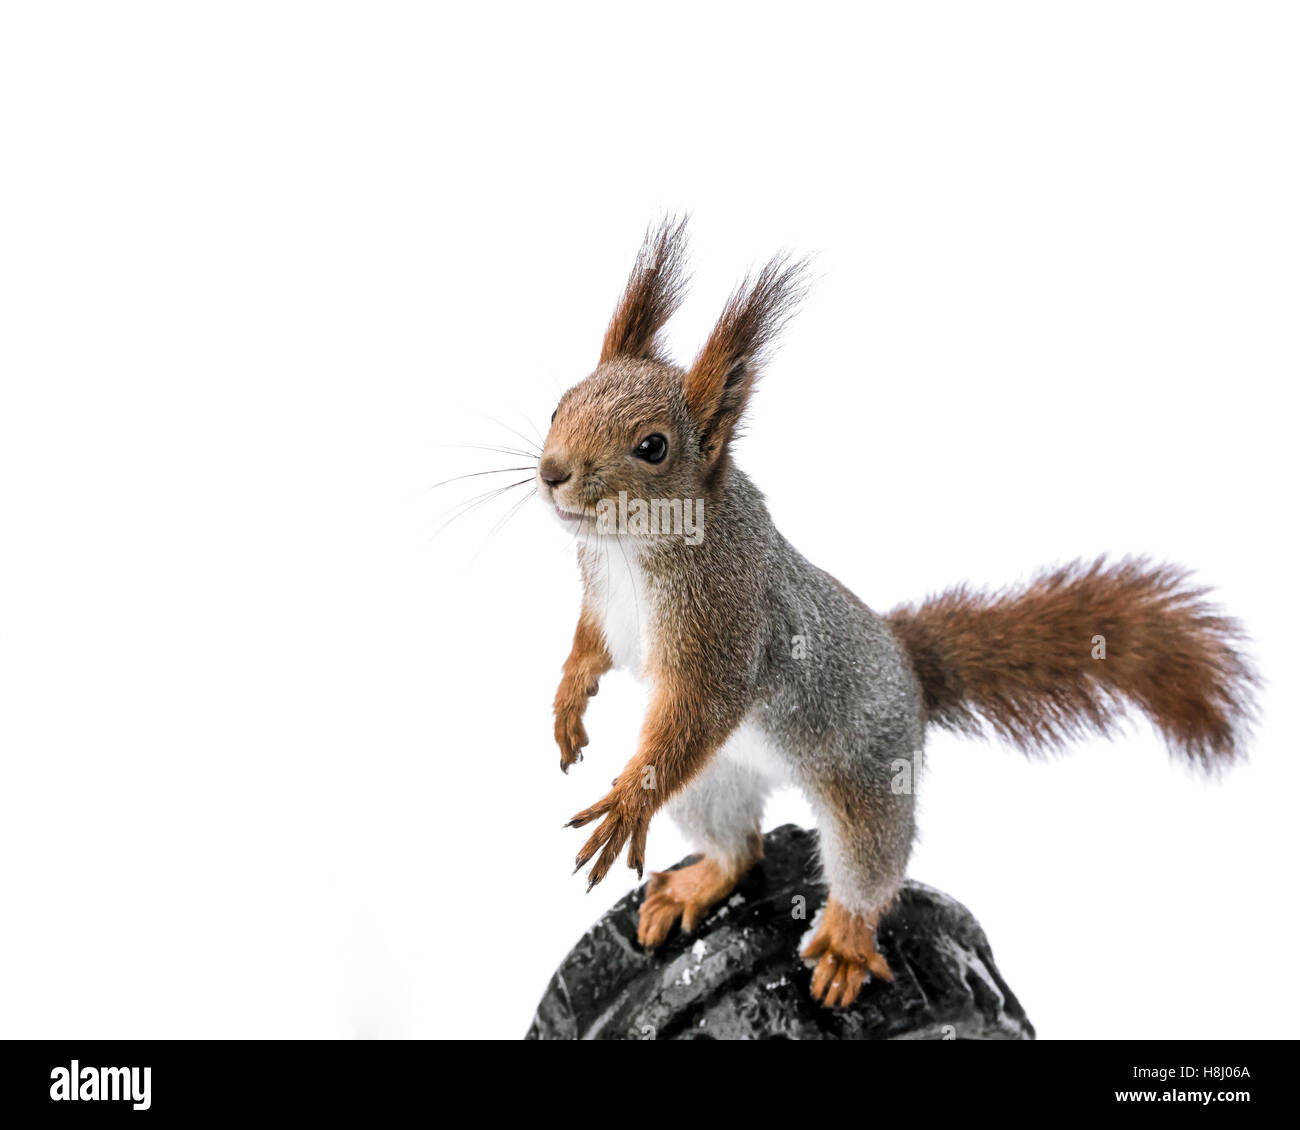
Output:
526 824 1033 1040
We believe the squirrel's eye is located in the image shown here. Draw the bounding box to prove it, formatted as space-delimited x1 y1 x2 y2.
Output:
634 433 668 464
551 409 558 423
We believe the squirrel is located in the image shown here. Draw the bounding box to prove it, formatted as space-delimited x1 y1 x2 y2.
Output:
538 217 1257 1009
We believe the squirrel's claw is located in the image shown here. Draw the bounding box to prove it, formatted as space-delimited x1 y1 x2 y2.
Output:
626 819 648 878
554 701 590 773
569 786 650 890
574 812 623 879
801 898 894 1008
566 799 609 830
809 953 869 1009
635 856 755 950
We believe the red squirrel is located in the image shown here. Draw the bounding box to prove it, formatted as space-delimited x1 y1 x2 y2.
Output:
536 217 1257 1008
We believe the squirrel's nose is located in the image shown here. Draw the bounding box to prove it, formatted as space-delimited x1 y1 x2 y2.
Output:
539 456 571 488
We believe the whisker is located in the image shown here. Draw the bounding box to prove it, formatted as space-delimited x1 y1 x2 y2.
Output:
519 411 547 447
562 508 588 555
473 487 538 561
425 466 535 492
428 478 532 539
439 477 533 519
442 442 542 461
472 411 543 456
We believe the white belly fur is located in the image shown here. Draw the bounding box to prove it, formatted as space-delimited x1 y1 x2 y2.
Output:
586 553 792 786
717 717 792 786
588 547 652 678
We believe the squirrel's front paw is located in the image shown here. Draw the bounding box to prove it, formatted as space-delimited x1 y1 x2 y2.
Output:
567 784 651 890
553 678 598 773
554 705 589 773
801 898 894 1009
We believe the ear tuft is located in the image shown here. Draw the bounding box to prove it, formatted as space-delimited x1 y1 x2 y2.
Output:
599 215 691 364
685 252 812 467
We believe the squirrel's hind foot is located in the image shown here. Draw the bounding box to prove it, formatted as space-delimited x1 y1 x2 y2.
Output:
636 856 753 950
801 898 894 1009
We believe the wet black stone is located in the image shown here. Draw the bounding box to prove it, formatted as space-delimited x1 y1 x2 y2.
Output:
526 824 1034 1040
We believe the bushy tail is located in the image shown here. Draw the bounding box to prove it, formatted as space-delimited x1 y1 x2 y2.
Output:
886 557 1258 768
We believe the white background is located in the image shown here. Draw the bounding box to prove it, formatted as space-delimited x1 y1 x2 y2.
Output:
2 3 1297 1039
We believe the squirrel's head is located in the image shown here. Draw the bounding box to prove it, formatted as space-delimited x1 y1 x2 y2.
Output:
538 217 808 537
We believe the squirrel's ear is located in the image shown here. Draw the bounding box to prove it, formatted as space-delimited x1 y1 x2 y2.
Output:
684 252 811 468
600 215 691 364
